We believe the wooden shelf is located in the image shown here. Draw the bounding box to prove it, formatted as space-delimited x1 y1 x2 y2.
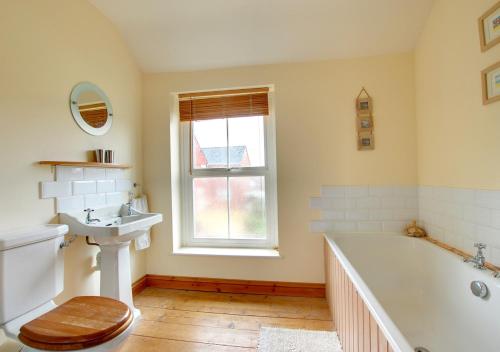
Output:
39 161 131 169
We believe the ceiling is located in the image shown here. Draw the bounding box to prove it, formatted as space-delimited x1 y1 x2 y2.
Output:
89 0 434 73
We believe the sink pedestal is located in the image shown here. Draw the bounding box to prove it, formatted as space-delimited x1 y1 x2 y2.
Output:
97 240 135 310
59 205 163 314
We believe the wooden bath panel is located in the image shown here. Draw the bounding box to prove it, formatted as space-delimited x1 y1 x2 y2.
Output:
324 239 395 352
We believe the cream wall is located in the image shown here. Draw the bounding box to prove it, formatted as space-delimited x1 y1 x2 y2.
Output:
143 53 417 283
416 0 500 189
0 0 145 301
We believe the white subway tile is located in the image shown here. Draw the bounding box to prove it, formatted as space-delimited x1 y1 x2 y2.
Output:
106 192 125 206
115 179 133 192
369 186 395 197
382 221 406 233
476 225 500 247
452 219 476 238
345 210 370 221
73 180 97 195
56 196 84 213
463 206 491 226
56 166 83 181
321 210 345 220
475 190 500 209
381 197 406 209
451 188 475 203
84 194 106 209
84 167 106 180
40 181 71 198
357 222 383 232
491 209 500 229
105 168 124 180
333 222 357 232
405 197 419 209
393 186 418 197
392 209 417 221
441 201 463 218
370 209 393 221
356 197 380 209
310 220 334 233
320 186 345 198
97 180 115 193
489 246 500 267
345 186 369 198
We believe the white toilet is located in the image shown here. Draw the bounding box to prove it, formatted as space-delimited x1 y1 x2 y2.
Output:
0 224 136 351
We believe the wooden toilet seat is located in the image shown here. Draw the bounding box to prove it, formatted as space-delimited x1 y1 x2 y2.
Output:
18 296 132 351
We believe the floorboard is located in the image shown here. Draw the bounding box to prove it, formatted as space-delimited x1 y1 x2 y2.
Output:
117 287 333 352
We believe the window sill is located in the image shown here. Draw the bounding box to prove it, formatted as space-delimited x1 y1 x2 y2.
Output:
172 247 281 258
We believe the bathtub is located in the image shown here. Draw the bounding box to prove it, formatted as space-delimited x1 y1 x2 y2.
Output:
324 232 500 352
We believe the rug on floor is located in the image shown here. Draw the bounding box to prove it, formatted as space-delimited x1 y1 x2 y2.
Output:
257 327 343 352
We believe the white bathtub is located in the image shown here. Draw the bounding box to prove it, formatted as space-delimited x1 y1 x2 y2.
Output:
325 232 500 352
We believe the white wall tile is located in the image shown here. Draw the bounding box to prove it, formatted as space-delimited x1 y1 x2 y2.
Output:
463 206 491 226
310 185 418 234
475 190 500 209
320 186 345 198
73 180 97 195
381 197 406 209
370 209 394 220
356 197 380 209
115 179 133 192
56 166 83 181
321 210 345 220
106 192 125 206
310 220 334 233
105 168 124 180
97 180 115 193
345 210 370 221
84 194 106 209
346 186 369 198
333 222 357 232
358 222 383 232
369 186 395 197
84 168 106 180
56 196 84 213
382 221 406 233
41 181 71 198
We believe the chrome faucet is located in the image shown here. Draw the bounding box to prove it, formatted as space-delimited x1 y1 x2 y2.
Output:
84 208 100 224
464 243 487 269
125 192 134 216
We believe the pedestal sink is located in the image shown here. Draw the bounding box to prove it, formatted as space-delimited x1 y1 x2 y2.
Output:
60 205 162 311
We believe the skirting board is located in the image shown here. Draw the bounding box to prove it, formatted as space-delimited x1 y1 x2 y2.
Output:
131 274 325 298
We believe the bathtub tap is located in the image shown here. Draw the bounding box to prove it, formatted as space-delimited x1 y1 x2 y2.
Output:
464 243 486 269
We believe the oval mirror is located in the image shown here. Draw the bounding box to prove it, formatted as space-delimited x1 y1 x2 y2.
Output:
70 82 113 136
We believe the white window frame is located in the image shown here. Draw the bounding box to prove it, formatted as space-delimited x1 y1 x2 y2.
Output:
179 91 278 249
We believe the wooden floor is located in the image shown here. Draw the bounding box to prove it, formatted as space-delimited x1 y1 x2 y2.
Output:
117 287 333 351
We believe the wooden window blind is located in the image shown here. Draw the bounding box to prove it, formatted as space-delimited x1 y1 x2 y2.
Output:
178 87 269 122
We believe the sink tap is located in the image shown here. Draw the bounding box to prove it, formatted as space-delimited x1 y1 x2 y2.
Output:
125 192 134 216
464 243 487 269
84 208 100 224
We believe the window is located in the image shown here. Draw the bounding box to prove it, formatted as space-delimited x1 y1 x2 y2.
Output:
179 88 278 249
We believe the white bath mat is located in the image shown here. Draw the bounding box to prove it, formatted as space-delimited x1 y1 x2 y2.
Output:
257 327 343 352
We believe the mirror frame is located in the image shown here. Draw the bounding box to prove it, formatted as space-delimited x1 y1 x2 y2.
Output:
70 82 113 136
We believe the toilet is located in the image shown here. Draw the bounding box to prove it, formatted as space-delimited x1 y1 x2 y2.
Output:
0 224 136 351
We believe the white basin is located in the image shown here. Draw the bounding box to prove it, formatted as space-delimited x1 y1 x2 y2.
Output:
60 205 162 242
60 205 163 311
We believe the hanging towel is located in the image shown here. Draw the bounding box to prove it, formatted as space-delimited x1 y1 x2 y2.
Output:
131 195 151 251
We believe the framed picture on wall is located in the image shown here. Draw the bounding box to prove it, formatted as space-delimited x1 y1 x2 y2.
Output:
357 132 374 150
478 1 500 51
357 116 373 132
481 61 500 105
